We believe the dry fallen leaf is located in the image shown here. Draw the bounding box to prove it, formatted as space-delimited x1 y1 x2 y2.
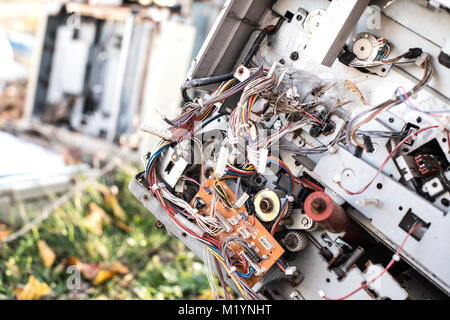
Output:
0 229 10 242
66 256 81 266
93 183 129 227
79 263 100 280
107 261 129 275
38 240 56 268
106 194 127 222
66 256 129 285
0 223 10 242
84 203 110 235
12 288 23 296
114 220 131 233
66 257 100 280
16 275 52 300
345 80 367 105
93 270 114 285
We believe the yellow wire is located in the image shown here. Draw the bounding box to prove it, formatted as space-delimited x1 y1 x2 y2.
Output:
214 177 238 211
200 79 236 122
207 247 250 300
241 95 257 140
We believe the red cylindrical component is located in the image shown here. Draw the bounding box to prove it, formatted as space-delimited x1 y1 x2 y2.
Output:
304 191 350 233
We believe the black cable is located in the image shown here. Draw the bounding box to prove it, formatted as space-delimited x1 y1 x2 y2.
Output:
181 25 275 103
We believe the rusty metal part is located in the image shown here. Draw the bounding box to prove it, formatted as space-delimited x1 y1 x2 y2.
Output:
304 191 350 233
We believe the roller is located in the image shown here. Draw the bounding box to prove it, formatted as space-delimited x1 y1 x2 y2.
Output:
304 191 350 233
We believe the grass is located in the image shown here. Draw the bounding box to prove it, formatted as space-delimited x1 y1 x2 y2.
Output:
0 164 212 300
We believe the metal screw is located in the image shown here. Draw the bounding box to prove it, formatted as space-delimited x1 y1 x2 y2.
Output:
154 220 165 230
301 217 310 226
290 51 299 61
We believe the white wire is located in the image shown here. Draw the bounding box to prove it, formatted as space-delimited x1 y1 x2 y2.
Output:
203 246 220 299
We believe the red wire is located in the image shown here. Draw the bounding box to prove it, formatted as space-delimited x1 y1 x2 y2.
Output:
214 258 231 300
304 110 325 126
322 224 423 300
300 177 324 192
338 125 438 195
292 175 324 191
149 161 224 250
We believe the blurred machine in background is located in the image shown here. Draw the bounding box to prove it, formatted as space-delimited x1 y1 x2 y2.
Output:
25 1 224 151
0 0 224 228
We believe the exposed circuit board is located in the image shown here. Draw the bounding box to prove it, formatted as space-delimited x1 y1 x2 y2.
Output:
190 178 284 287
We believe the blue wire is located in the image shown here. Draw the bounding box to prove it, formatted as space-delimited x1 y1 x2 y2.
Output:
145 144 170 183
378 43 388 60
267 160 292 194
205 244 222 257
396 89 450 114
225 170 247 177
237 267 254 278
276 259 286 270
166 201 187 218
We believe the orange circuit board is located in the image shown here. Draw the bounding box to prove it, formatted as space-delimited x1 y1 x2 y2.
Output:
190 177 284 287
